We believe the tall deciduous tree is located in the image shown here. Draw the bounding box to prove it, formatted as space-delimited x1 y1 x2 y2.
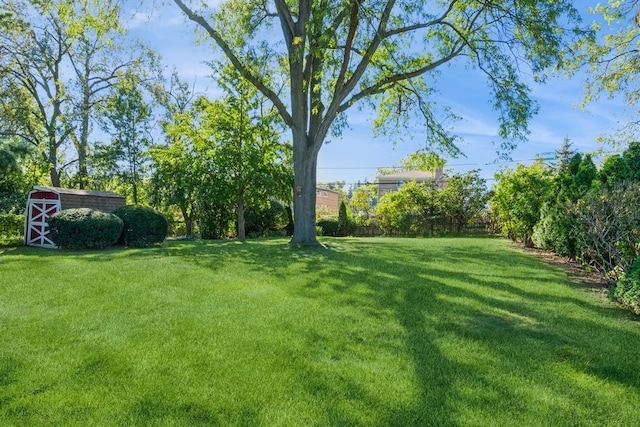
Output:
64 6 159 189
0 0 73 186
490 161 551 248
194 64 292 241
153 68 292 241
172 0 587 245
439 169 488 233
0 0 157 188
97 75 153 204
150 73 198 236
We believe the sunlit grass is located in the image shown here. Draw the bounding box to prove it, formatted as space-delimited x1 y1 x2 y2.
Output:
0 237 639 426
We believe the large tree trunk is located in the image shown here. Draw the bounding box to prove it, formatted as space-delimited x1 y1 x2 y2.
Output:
237 191 246 242
48 142 61 187
180 205 194 237
290 132 319 245
50 167 61 188
77 96 90 189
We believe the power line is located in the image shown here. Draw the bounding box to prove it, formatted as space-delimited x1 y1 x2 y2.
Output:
317 158 543 170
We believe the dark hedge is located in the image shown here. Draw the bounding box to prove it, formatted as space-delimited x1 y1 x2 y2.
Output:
113 205 168 247
48 208 123 249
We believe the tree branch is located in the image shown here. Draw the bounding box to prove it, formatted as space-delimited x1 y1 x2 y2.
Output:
172 0 293 127
339 43 465 113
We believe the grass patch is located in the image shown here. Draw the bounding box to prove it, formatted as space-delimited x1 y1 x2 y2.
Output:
0 237 639 426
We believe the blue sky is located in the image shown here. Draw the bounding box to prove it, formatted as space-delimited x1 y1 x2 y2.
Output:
127 1 631 187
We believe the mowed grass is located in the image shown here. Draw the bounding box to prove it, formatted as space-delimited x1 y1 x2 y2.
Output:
0 237 639 426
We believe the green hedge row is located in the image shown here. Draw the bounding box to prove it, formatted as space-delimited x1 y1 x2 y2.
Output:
49 208 123 249
48 205 167 250
113 205 168 248
610 260 640 315
0 213 24 237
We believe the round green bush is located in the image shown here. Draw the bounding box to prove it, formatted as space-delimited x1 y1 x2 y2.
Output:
0 213 24 238
113 205 168 247
317 219 339 237
244 201 288 237
610 260 640 315
48 208 123 249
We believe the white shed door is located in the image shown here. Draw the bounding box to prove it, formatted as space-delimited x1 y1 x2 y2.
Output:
26 198 60 248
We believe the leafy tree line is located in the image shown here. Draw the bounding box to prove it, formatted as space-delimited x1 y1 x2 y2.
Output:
3 0 640 249
0 0 160 188
0 1 294 242
377 170 490 237
173 0 589 245
322 168 489 237
152 66 293 241
490 140 640 314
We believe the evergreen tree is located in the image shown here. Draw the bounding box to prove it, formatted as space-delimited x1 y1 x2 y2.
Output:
337 200 349 237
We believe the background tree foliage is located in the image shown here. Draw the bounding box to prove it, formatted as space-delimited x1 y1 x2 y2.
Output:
0 139 30 214
349 184 377 226
376 181 435 235
0 0 156 188
96 75 153 204
439 170 488 233
570 1 640 136
494 140 640 302
490 161 551 248
173 0 588 245
575 182 640 279
375 169 487 236
152 65 293 240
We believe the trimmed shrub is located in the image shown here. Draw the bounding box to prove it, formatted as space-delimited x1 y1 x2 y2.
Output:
0 213 24 246
113 205 168 247
244 202 288 237
610 259 640 315
317 219 339 237
48 208 123 249
284 206 294 237
0 213 24 237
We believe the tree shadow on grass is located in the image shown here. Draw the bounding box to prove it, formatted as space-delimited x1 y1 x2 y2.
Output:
220 238 640 424
4 237 640 424
107 237 640 424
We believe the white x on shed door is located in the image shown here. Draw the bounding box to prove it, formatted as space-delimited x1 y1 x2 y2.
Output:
26 198 60 248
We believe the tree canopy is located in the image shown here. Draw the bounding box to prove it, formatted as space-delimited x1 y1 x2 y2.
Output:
172 0 588 245
0 0 157 187
568 1 640 143
490 161 551 248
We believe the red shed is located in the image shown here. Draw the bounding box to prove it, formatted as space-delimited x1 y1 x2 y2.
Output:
24 186 126 248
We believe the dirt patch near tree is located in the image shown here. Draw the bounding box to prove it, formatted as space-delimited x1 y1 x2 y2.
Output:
519 246 610 295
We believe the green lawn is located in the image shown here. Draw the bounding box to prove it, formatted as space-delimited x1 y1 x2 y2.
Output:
0 237 638 426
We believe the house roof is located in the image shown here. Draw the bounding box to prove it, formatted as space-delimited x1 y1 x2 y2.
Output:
376 170 440 182
316 186 341 194
33 186 124 199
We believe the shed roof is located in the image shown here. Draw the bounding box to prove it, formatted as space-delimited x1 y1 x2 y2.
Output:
30 186 126 212
33 186 124 199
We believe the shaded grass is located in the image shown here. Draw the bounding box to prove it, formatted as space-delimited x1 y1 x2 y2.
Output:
0 237 639 426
